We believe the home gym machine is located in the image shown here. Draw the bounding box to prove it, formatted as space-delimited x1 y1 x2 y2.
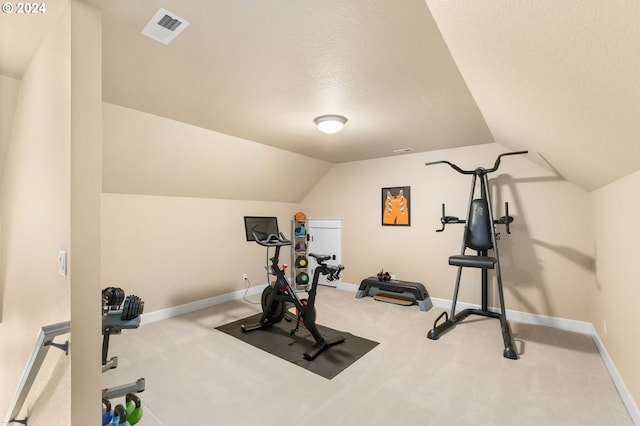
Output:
425 151 527 360
241 218 346 361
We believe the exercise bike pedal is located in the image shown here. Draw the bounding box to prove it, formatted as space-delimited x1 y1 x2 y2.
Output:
289 316 303 336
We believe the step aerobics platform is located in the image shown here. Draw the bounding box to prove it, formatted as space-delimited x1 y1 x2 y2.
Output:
355 277 433 312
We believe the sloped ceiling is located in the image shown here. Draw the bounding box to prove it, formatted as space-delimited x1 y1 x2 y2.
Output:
426 0 640 191
102 102 333 203
3 1 639 192
86 0 492 165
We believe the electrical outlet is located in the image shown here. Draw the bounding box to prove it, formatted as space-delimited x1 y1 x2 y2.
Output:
243 273 248 281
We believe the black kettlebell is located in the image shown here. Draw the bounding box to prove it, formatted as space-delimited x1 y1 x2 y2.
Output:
111 404 130 426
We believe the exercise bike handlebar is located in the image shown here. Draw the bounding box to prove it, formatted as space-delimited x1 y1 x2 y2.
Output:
252 231 292 247
425 150 528 174
309 253 345 281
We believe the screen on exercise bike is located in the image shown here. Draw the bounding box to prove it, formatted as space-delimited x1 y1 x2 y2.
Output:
243 216 279 242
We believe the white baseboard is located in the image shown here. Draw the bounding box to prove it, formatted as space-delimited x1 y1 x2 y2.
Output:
140 283 268 325
140 282 639 424
590 325 640 425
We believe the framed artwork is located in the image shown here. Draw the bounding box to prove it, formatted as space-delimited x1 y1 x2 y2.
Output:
381 186 410 226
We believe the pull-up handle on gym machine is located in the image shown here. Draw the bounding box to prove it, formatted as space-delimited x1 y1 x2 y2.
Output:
427 151 528 234
425 150 528 174
436 202 514 234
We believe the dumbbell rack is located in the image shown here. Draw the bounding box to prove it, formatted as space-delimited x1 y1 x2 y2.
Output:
102 287 146 401
292 218 310 291
102 310 146 399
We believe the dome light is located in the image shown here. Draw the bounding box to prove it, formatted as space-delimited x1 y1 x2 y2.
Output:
313 114 348 134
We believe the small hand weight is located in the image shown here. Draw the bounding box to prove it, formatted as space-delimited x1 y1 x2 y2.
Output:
102 398 112 425
125 393 143 425
112 404 130 426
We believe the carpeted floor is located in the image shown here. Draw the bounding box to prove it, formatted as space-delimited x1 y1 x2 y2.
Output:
103 286 633 425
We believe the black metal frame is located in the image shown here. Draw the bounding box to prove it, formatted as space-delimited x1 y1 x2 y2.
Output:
426 151 527 360
102 310 146 399
241 231 345 360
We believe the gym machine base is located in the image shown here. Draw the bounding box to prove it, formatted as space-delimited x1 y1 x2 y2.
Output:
425 151 527 360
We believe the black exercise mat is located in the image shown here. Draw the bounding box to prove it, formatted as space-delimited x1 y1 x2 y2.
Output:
216 313 378 379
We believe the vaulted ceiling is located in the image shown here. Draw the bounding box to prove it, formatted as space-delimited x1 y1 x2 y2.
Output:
2 0 639 191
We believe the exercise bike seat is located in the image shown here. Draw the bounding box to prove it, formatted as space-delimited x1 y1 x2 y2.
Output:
309 253 332 263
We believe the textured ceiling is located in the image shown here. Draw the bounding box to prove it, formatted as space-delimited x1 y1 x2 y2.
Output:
426 0 640 191
83 0 493 164
3 0 639 191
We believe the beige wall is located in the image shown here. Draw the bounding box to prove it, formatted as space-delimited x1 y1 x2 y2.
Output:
0 74 20 323
301 143 595 321
100 103 336 312
0 4 71 423
0 2 102 424
0 75 20 179
102 193 298 312
102 140 596 322
69 1 102 423
592 169 640 408
102 102 333 203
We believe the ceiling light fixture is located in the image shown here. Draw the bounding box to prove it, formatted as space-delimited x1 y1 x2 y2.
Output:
314 115 348 134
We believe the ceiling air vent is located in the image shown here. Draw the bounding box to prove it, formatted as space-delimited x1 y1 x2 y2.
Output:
393 148 415 154
141 8 190 45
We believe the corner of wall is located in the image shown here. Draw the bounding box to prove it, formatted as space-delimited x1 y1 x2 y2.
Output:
69 0 102 424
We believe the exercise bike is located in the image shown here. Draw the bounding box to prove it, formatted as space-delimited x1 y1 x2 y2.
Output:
241 230 346 361
425 151 527 359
